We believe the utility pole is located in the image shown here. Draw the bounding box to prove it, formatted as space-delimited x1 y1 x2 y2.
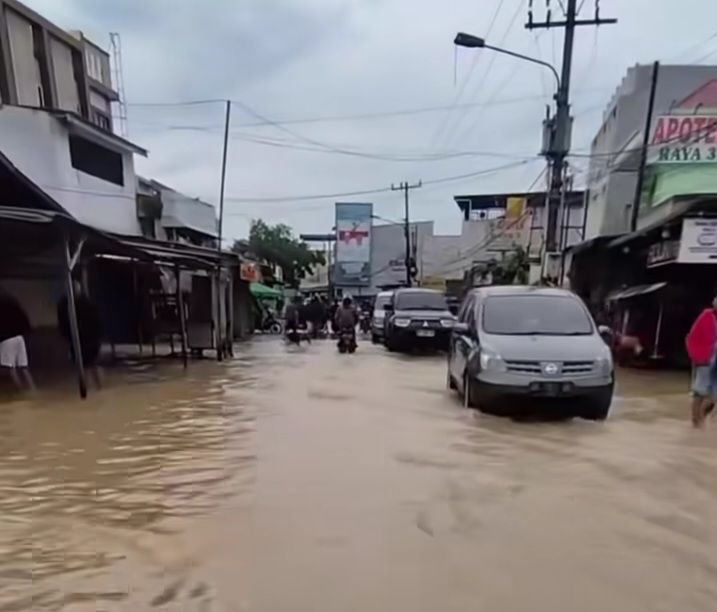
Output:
631 61 660 232
216 99 231 361
527 0 616 260
391 180 422 287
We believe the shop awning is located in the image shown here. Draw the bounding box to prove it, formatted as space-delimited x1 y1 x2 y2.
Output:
607 282 667 302
250 282 282 299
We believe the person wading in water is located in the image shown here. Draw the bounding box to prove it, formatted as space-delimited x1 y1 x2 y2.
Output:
685 295 717 428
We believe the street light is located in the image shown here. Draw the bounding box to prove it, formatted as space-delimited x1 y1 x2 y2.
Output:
453 32 561 95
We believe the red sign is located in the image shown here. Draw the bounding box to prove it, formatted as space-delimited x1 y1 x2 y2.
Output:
240 262 260 282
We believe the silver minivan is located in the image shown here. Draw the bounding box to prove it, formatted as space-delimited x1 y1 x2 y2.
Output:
370 290 394 344
447 286 614 420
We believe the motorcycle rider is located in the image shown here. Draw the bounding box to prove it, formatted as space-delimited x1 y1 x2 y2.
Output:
284 295 308 343
334 296 358 349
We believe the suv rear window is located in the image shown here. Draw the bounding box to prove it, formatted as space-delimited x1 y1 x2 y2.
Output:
482 295 593 335
395 291 447 311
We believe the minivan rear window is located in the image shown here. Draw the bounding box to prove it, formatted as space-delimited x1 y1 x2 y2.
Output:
374 294 392 309
395 291 447 311
482 295 593 335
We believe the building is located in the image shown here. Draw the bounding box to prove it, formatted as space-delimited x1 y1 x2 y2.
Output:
584 64 717 239
0 104 146 235
137 177 218 247
0 0 90 116
567 65 717 365
69 30 118 131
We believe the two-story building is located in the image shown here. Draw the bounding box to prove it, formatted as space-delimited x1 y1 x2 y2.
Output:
568 64 717 364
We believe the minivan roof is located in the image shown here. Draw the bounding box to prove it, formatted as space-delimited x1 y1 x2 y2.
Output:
394 288 442 295
469 285 576 298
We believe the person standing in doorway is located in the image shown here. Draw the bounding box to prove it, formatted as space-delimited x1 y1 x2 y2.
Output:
57 281 102 388
685 295 717 428
0 290 34 391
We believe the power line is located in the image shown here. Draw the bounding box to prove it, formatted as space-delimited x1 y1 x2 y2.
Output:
230 132 538 162
223 159 534 203
126 99 227 107
439 0 525 149
126 89 605 132
426 0 507 149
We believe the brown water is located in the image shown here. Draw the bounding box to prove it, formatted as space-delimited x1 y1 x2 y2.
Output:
0 340 715 611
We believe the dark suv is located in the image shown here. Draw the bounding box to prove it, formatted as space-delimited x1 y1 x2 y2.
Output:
384 288 454 352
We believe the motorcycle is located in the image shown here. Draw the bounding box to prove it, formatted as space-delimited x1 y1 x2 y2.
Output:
261 311 283 335
358 311 371 335
285 325 310 346
337 327 357 354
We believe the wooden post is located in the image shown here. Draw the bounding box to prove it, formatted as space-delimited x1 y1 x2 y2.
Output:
64 237 87 399
175 264 188 368
227 271 234 357
132 260 143 356
652 299 664 359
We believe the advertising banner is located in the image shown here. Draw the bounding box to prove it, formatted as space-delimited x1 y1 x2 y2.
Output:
678 218 717 263
649 114 717 164
335 202 372 285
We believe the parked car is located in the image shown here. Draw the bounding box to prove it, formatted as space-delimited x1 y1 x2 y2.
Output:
384 288 454 351
447 286 614 420
370 291 394 344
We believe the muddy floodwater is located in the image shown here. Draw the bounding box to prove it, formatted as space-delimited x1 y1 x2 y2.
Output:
0 339 715 611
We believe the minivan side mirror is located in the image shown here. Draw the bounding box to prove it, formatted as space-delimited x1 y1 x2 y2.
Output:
597 325 613 344
383 304 394 312
453 321 470 335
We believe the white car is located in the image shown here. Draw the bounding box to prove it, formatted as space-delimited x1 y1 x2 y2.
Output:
370 291 394 344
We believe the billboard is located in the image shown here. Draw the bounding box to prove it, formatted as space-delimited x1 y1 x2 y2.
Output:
649 114 717 164
335 202 372 285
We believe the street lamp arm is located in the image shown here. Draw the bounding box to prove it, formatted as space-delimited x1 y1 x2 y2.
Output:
483 44 561 92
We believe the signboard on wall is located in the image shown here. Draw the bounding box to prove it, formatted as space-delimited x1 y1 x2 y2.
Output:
485 212 532 252
646 239 679 267
650 114 717 163
678 218 717 263
239 262 260 282
335 202 372 285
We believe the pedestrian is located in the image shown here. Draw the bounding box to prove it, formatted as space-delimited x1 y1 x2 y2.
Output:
0 289 34 392
57 282 102 388
685 295 717 428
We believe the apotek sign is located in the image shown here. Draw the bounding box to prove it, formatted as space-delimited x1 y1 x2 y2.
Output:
650 115 717 163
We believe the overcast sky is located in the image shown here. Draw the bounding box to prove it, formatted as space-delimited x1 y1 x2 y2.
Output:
26 0 717 241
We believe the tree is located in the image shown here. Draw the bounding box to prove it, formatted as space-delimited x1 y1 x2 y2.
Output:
234 220 325 289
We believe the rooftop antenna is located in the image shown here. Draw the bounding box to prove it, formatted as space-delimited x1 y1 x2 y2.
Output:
109 32 128 137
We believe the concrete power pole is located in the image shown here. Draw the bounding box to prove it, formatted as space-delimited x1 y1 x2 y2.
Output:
527 0 616 267
391 181 422 287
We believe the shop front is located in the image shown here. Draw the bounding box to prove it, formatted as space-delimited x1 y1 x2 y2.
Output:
605 210 717 365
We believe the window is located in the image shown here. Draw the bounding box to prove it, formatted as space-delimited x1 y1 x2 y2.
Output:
395 290 447 311
482 295 593 336
68 135 124 185
457 295 474 322
91 110 111 131
139 217 156 239
373 293 392 310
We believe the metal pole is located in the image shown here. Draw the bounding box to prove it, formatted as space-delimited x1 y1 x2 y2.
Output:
631 61 660 232
64 237 87 399
216 99 231 361
391 180 422 287
175 264 188 369
404 183 411 287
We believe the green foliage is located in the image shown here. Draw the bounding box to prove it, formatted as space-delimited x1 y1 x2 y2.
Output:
235 220 325 289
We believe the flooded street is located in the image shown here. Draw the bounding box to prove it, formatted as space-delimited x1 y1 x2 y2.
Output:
0 338 716 611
